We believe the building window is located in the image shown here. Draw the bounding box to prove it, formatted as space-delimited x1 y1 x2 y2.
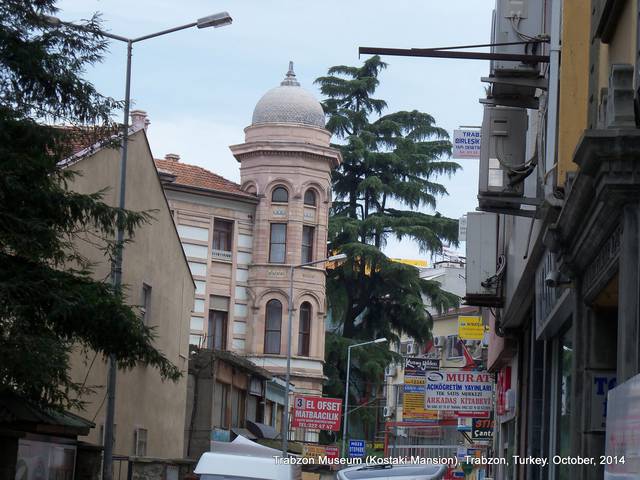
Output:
272 186 288 203
301 226 314 264
213 382 229 428
208 310 228 350
298 302 311 357
264 299 282 354
304 189 316 206
141 283 152 325
212 219 233 252
134 428 147 456
189 334 202 347
446 335 463 359
269 224 287 263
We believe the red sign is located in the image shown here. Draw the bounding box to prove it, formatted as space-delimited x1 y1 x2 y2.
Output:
325 446 339 458
292 395 342 431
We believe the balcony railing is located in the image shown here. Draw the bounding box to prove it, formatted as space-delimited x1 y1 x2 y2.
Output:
211 249 232 262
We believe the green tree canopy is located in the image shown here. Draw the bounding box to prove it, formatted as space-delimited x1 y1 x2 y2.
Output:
0 0 180 410
315 56 461 427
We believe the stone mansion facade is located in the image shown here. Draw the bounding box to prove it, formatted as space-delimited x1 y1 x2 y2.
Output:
153 64 341 400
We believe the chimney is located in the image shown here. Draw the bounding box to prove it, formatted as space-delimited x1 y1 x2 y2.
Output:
130 110 148 131
165 153 180 162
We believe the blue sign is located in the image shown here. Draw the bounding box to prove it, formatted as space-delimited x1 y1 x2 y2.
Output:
349 440 366 458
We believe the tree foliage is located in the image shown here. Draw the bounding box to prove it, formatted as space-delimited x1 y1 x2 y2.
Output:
0 0 180 410
315 57 461 426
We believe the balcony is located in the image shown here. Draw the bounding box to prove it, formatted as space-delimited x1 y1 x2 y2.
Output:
211 249 232 262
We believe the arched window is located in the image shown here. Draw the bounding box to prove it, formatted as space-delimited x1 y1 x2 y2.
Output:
303 189 316 206
264 299 282 354
298 302 311 356
271 186 288 203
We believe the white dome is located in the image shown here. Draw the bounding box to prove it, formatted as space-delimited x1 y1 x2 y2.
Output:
251 63 325 128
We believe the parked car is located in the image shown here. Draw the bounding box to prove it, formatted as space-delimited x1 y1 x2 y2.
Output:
337 463 447 480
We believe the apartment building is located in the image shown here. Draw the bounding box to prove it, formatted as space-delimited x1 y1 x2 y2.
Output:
464 1 640 478
154 64 341 440
65 126 195 459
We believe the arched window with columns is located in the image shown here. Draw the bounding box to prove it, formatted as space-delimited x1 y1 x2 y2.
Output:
264 299 282 354
298 302 311 356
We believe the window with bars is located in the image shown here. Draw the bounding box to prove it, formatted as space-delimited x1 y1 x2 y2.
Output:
212 219 233 252
298 302 311 356
264 299 282 354
269 224 287 263
134 428 147 456
301 226 314 264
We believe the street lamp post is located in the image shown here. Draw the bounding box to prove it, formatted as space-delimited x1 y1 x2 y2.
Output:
281 253 347 457
44 13 232 480
341 337 387 457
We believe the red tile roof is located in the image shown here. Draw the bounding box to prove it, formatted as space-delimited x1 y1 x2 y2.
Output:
154 158 255 200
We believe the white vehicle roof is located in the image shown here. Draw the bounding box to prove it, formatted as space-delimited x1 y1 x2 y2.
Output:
195 436 300 480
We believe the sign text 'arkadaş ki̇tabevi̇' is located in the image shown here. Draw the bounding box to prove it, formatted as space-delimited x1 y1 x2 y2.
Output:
425 370 494 412
292 395 342 431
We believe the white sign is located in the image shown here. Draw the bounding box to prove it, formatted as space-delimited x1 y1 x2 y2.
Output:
425 370 493 412
458 215 467 242
453 129 481 158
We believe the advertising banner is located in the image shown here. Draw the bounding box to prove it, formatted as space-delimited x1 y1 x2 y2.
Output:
471 417 495 440
349 440 366 458
292 395 342 431
452 129 481 158
425 370 494 412
302 444 339 460
403 357 440 421
458 316 484 341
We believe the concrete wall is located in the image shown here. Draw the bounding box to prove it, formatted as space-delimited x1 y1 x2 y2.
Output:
67 129 195 458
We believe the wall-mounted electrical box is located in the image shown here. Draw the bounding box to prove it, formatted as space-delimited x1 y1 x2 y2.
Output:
465 212 500 306
491 0 545 77
478 105 528 200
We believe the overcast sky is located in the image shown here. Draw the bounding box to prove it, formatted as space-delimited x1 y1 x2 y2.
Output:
57 0 494 261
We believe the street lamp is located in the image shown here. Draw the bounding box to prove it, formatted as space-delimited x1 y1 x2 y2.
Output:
282 253 347 456
45 13 232 480
341 337 387 457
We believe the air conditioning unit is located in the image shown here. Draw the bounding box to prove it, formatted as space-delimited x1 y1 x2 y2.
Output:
465 212 501 307
478 105 527 202
383 406 395 418
491 0 545 78
433 336 447 349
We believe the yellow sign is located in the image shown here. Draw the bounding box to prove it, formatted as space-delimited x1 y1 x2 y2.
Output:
403 377 440 421
458 316 485 340
390 258 428 268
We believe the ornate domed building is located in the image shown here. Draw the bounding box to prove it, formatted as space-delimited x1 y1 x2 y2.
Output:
155 63 340 444
231 61 341 400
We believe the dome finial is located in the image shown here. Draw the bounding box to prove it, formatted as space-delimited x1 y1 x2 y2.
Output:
281 60 300 86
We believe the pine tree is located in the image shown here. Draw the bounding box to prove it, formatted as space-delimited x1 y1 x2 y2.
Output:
315 56 461 425
0 0 180 410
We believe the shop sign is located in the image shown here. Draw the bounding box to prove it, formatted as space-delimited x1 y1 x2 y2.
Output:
403 357 440 421
452 129 481 158
303 444 339 460
425 370 494 412
471 417 495 440
349 440 366 458
458 316 484 340
588 371 616 431
292 395 342 431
